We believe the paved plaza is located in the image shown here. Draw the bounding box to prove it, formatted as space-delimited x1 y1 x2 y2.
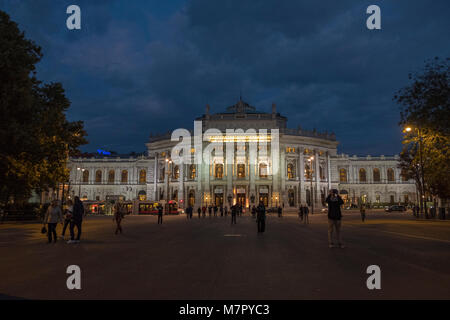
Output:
1 210 449 299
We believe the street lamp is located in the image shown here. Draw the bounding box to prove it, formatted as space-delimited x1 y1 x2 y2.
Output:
404 125 427 218
77 167 85 197
307 156 314 214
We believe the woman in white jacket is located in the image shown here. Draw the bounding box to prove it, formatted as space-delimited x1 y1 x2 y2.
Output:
44 200 63 243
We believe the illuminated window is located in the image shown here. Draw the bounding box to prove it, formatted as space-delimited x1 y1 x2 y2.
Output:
189 164 196 179
339 168 347 182
121 170 128 183
359 168 367 182
387 168 395 182
286 147 296 153
237 164 245 178
305 164 312 180
173 166 179 179
82 170 89 183
95 170 102 183
139 169 146 183
373 168 380 182
401 169 408 182
259 163 268 178
215 164 223 179
108 170 115 183
190 148 195 154
287 163 295 179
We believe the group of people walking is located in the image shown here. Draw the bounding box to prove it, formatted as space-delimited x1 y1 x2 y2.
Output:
42 196 84 244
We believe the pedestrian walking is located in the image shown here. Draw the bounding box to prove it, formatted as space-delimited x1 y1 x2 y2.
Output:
157 205 163 224
113 201 124 234
202 206 206 218
213 205 218 217
43 200 63 243
298 205 303 221
68 196 84 244
303 204 309 224
277 206 282 218
208 206 212 218
360 204 366 222
231 205 237 224
61 200 73 240
326 189 344 248
197 207 201 218
256 202 266 233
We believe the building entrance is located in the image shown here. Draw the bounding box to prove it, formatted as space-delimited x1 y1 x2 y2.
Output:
214 194 224 206
259 194 268 206
237 193 246 207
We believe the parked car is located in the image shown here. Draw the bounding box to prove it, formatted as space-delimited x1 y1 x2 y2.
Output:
385 205 406 212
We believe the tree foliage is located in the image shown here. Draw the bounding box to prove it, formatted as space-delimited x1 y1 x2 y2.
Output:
395 57 450 200
0 11 87 206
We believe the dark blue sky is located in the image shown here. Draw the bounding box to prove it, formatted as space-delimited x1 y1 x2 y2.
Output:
1 0 449 155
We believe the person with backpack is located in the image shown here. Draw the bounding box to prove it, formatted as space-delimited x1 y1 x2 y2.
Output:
43 200 63 243
68 196 84 243
326 189 345 248
61 200 73 240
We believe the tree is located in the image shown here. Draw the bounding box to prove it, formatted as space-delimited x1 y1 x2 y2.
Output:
0 11 87 208
395 57 450 211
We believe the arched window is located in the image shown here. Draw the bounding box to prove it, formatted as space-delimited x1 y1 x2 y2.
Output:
95 170 102 183
188 190 195 207
287 163 295 179
401 169 408 182
339 168 347 182
139 169 146 183
359 168 367 182
387 168 395 182
121 170 128 183
108 170 115 183
373 168 380 182
173 166 179 179
237 164 245 178
259 163 268 178
189 164 196 179
82 170 89 183
305 163 312 180
215 164 223 179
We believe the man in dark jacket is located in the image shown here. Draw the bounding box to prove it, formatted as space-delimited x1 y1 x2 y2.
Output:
157 205 163 224
256 202 266 233
231 205 237 224
69 196 84 243
326 189 344 248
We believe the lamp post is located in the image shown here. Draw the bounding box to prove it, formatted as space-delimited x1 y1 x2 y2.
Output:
77 167 85 197
307 156 314 214
405 126 427 218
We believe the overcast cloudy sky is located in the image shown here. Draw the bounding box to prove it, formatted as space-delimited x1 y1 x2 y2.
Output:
1 0 449 155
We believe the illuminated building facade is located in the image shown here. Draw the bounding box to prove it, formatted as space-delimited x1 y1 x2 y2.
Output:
68 99 417 209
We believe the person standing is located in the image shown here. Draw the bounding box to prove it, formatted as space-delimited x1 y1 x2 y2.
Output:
113 201 124 234
224 206 228 217
213 205 218 217
277 206 282 218
43 200 63 243
360 204 366 222
202 206 206 218
303 204 309 224
326 189 344 248
61 200 73 240
157 205 163 224
197 207 201 218
220 206 224 217
68 196 84 243
208 206 212 218
256 201 266 233
298 205 303 221
231 205 237 225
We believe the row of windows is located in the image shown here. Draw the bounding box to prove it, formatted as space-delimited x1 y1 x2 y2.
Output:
339 168 407 183
79 169 147 183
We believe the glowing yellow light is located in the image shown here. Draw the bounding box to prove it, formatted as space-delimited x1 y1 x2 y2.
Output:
405 127 412 132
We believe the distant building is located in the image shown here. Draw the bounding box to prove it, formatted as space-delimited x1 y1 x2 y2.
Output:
68 99 416 209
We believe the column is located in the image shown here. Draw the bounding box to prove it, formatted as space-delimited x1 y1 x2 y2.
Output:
299 147 305 204
178 163 184 208
280 147 286 205
314 150 321 206
154 153 158 200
